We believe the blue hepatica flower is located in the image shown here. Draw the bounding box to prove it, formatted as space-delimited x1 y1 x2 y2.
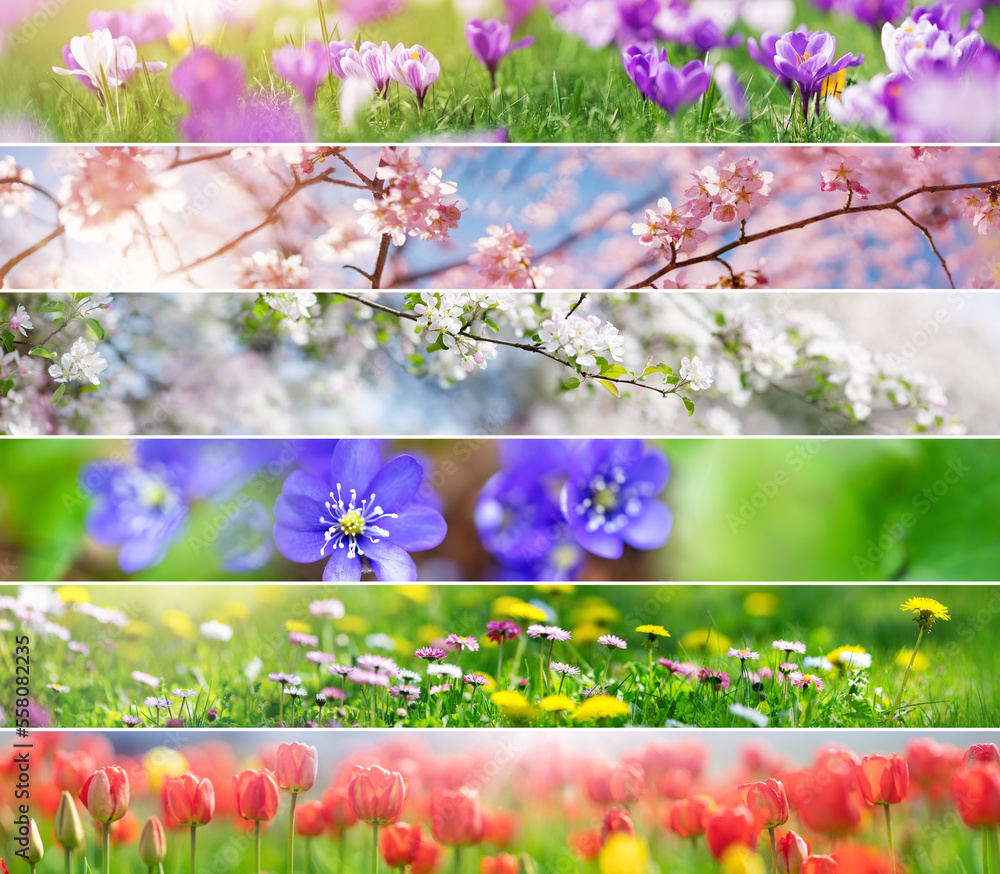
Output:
272 439 447 582
559 439 672 560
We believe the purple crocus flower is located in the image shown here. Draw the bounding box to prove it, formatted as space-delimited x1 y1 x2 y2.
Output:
272 40 331 106
171 47 246 109
465 19 534 89
389 44 441 111
87 9 172 45
747 30 796 89
272 439 447 581
559 439 671 559
772 30 863 115
624 48 713 116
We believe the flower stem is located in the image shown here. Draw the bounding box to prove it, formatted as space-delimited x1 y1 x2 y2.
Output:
102 823 110 874
338 831 346 874
453 846 462 874
288 793 298 874
191 825 197 874
372 822 380 874
885 627 924 724
254 821 261 874
769 827 777 874
990 826 1000 874
66 848 73 874
883 805 895 874
984 828 990 874
497 640 505 689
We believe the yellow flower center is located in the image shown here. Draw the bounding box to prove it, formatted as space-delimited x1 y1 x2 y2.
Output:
797 52 811 64
339 509 365 535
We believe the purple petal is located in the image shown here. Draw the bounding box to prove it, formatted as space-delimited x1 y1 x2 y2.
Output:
621 500 672 551
574 525 624 560
625 450 670 494
364 540 418 581
366 455 423 509
387 504 447 551
274 523 326 563
273 493 324 530
330 439 381 494
323 547 363 582
118 534 170 573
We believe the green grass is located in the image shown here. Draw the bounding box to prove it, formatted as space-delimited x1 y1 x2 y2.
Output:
8 582 995 729
3 0 998 142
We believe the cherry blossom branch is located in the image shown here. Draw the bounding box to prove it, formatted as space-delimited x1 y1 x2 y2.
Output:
627 179 1000 290
0 226 66 285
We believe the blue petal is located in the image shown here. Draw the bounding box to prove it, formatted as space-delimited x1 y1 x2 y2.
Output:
273 492 325 531
118 532 172 573
329 440 381 494
387 504 447 551
273 522 326 563
364 540 417 582
621 500 672 551
366 455 422 509
322 547 362 582
625 450 670 494
573 524 624 560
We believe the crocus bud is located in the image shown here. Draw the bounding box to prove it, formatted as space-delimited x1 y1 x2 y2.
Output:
165 773 216 827
856 754 909 805
669 795 716 838
739 779 790 828
348 766 406 824
380 822 424 868
776 831 810 873
479 852 519 874
54 791 84 850
26 819 44 864
233 769 280 822
801 856 840 873
430 787 484 847
79 766 130 824
275 742 318 795
138 817 167 867
295 800 327 838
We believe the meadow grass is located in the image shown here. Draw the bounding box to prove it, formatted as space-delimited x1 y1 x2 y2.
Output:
3 0 997 142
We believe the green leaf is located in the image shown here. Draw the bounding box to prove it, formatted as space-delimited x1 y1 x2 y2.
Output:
49 383 66 404
0 331 13 353
0 379 13 397
40 300 65 313
252 298 270 318
596 379 620 398
29 346 56 360
561 377 581 391
642 362 673 377
52 317 66 330
682 396 695 416
599 363 628 379
425 334 448 353
483 317 500 333
85 318 106 340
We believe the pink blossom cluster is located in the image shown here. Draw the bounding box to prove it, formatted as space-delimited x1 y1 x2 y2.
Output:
468 223 547 288
955 188 1000 235
819 154 870 200
0 155 35 218
238 250 310 289
57 148 185 246
353 147 461 246
632 197 707 256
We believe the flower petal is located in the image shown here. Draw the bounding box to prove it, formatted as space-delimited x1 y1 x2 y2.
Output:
330 439 382 494
273 523 326 564
366 455 423 509
364 540 418 582
322 546 363 582
621 500 672 551
387 504 447 551
573 525 624 560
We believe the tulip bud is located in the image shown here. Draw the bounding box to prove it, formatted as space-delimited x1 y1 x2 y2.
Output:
962 744 1000 771
739 779 789 829
669 795 716 839
776 831 810 873
857 754 909 806
54 791 84 850
801 855 840 874
166 774 216 827
275 743 318 795
79 766 130 824
380 822 424 868
952 768 1000 827
295 800 327 838
233 769 281 822
348 766 406 825
138 817 167 867
706 806 758 861
430 787 484 847
600 808 634 843
26 819 44 864
322 785 358 833
480 852 519 874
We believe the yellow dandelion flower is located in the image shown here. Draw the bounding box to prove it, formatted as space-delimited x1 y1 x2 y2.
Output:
392 636 414 657
571 695 629 722
721 844 766 874
571 598 621 626
335 615 371 635
826 645 870 670
636 624 670 637
896 648 930 671
492 596 527 616
220 601 251 621
534 584 575 594
284 619 312 634
254 586 286 605
572 621 608 645
599 833 648 874
144 747 189 791
125 620 154 638
491 690 539 721
396 585 432 604
161 609 196 640
57 585 91 604
680 628 732 654
493 598 548 622
417 624 448 644
539 694 576 713
743 592 778 617
900 597 950 633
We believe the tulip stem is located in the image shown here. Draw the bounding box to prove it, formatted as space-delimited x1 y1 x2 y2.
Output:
66 847 73 874
254 821 262 874
768 827 777 874
883 805 895 874
885 627 923 724
288 794 298 874
191 825 198 874
990 826 1000 874
984 828 990 874
102 823 110 874
372 823 382 874
453 846 462 874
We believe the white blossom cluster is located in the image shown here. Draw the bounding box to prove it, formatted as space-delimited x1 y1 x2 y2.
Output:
537 311 625 374
0 156 36 219
48 338 108 386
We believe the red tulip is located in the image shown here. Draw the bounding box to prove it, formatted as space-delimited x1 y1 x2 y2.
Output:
79 766 130 824
568 830 601 861
905 739 961 802
53 750 96 794
295 800 327 838
739 779 790 828
233 769 280 822
857 755 908 806
480 853 519 874
481 810 517 848
952 767 1000 827
138 817 166 866
1 860 9 874
275 743 318 795
430 787 483 847
380 822 424 868
109 811 140 844
583 761 644 804
323 785 359 833
802 855 840 873
411 837 444 874
601 807 634 842
669 795 716 838
962 744 1000 771
348 766 406 825
791 769 861 837
706 806 758 860
832 846 894 874
165 774 215 827
776 831 810 873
